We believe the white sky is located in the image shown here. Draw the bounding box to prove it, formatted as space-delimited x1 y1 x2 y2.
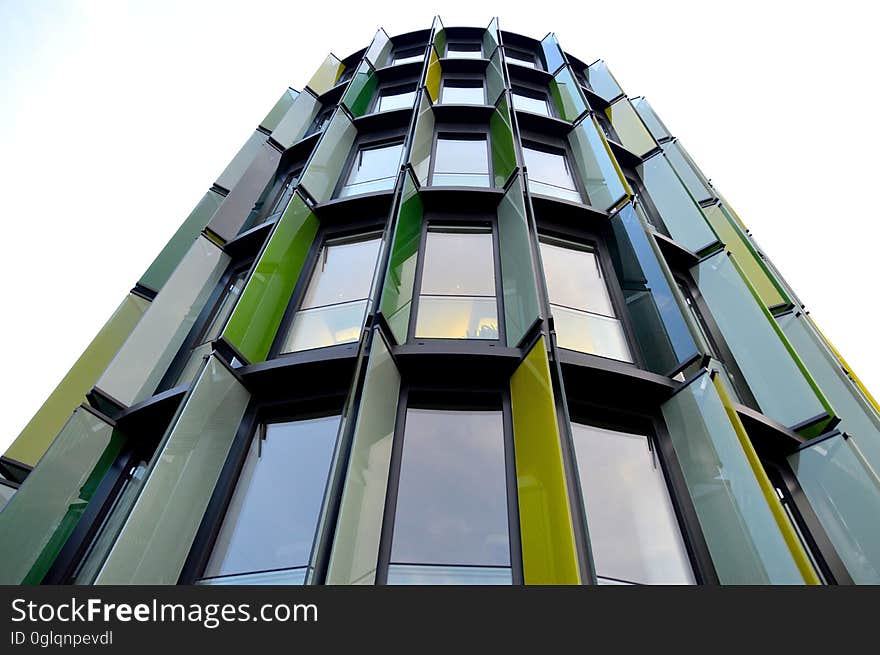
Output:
1 1 878 453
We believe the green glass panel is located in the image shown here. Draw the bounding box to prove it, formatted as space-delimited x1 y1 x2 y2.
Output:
632 97 671 142
498 176 540 347
609 204 699 374
327 332 401 584
260 88 299 132
693 252 830 430
139 189 224 293
778 313 880 466
425 47 441 103
307 54 344 96
271 90 321 149
0 408 125 584
568 115 630 211
549 67 588 122
95 356 250 584
96 236 229 406
298 109 357 203
433 27 447 63
215 130 265 192
703 203 789 309
540 33 565 73
662 140 714 204
789 434 880 584
221 193 319 363
379 173 422 343
486 48 505 106
410 92 435 186
639 153 717 253
490 93 516 188
341 61 378 118
5 294 148 467
660 371 806 584
365 29 392 68
586 60 623 102
605 98 657 158
510 337 581 584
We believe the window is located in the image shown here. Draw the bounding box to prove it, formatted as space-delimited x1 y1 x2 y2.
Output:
540 237 632 362
446 43 482 59
279 234 382 354
337 66 355 84
240 165 302 233
570 422 695 585
171 268 249 387
431 135 490 187
440 78 485 105
386 407 512 584
305 105 334 137
522 144 582 203
376 85 417 112
512 86 551 116
338 141 403 197
505 48 537 69
392 46 426 66
200 415 341 585
415 227 499 340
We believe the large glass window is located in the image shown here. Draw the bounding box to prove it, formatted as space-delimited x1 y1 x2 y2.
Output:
392 46 426 66
440 79 485 105
446 43 482 59
338 141 403 197
431 135 491 188
279 234 382 353
570 422 695 585
387 407 512 584
512 87 551 116
523 144 582 203
505 48 537 69
415 227 499 340
200 415 341 585
377 86 417 113
540 237 632 362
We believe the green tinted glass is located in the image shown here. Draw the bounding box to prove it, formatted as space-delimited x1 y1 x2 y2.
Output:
271 91 321 149
550 67 588 122
490 93 517 187
215 130 265 192
341 61 378 117
298 109 358 203
662 140 714 204
486 48 505 106
261 88 299 132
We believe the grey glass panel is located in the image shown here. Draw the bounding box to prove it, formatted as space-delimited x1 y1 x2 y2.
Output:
378 89 417 112
199 568 308 586
441 81 485 105
204 415 341 580
414 296 499 340
586 60 623 102
410 93 435 186
173 341 213 389
632 97 671 142
420 231 496 297
271 91 321 150
96 236 229 406
663 140 714 204
301 111 357 203
96 356 251 584
523 146 582 203
512 90 550 116
391 409 510 566
789 434 880 584
387 564 512 585
570 423 695 585
639 154 717 253
200 270 248 345
365 29 392 68
340 142 403 197
282 300 369 353
432 137 490 187
693 252 826 428
215 130 265 192
0 484 15 512
301 238 382 309
661 371 804 584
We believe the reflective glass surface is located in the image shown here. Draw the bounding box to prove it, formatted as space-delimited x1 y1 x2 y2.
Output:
567 116 630 210
663 140 714 204
432 137 490 187
415 296 499 340
571 423 695 585
446 44 482 59
523 145 582 203
549 67 587 122
512 89 551 116
506 49 537 69
387 564 512 584
585 60 623 102
440 80 485 105
203 415 341 583
390 409 510 569
283 301 369 352
340 142 404 197
377 88 417 112
392 48 425 65
605 98 657 157
632 97 671 142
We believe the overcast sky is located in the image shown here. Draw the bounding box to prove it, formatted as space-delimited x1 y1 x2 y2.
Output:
1 1 878 453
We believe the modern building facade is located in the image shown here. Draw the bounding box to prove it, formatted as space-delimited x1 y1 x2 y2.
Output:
1 18 879 586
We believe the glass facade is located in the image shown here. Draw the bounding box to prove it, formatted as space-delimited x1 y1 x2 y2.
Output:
6 22 876 589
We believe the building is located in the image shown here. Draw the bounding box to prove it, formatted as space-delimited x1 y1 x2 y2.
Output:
1 18 879 586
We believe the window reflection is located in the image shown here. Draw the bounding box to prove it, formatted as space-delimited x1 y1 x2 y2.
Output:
280 235 381 353
505 48 537 69
440 79 485 105
446 43 482 59
200 415 341 586
377 87 417 113
338 141 403 197
512 87 551 116
387 407 511 585
540 238 632 361
415 228 499 340
523 145 582 203
570 422 695 585
431 136 490 187
392 47 426 66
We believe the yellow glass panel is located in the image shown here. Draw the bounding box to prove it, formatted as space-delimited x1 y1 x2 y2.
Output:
425 47 441 103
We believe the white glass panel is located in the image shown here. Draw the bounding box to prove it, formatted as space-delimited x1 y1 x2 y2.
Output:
512 91 550 116
415 296 498 339
446 45 483 59
387 564 512 584
282 300 368 352
378 90 417 112
199 568 308 585
553 305 632 362
441 82 485 105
